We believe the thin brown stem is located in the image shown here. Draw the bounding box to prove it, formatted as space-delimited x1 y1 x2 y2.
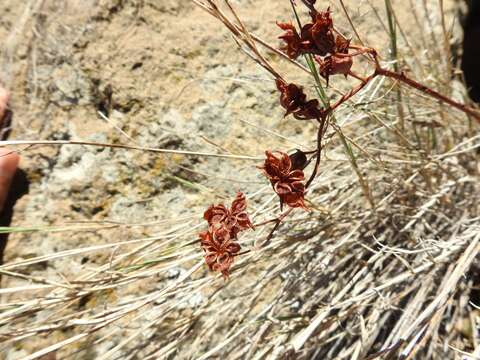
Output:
376 67 480 123
326 73 376 114
336 48 375 59
197 0 283 80
305 119 325 189
347 70 368 83
299 0 316 12
254 207 294 247
320 62 480 127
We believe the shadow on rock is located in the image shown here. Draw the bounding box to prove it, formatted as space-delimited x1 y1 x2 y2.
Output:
462 0 480 102
0 169 30 266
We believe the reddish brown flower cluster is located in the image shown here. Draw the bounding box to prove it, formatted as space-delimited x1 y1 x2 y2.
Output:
200 192 253 278
315 35 352 85
277 7 353 84
301 7 336 56
277 22 304 59
315 53 352 85
277 8 334 57
259 151 307 210
276 79 324 120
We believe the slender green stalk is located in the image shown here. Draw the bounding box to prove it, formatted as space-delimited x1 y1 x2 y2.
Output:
385 0 405 131
334 125 375 208
289 0 373 206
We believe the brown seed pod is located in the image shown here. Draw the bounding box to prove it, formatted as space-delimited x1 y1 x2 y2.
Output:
259 151 308 210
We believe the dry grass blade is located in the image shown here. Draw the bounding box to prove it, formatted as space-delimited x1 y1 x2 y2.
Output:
0 140 261 160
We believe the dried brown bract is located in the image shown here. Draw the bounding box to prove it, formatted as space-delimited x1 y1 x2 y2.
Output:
315 34 353 84
200 228 241 278
201 192 253 278
204 192 254 236
277 22 307 59
277 6 357 85
259 151 307 210
316 54 353 85
301 7 336 56
276 79 324 120
335 34 351 54
278 8 337 59
288 149 309 171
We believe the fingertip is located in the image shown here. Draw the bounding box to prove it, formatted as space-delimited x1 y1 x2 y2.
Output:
0 148 20 173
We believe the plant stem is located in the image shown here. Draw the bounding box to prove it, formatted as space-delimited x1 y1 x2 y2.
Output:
384 0 406 130
327 74 375 114
335 125 375 208
305 119 325 189
254 207 294 246
375 67 480 123
326 63 480 125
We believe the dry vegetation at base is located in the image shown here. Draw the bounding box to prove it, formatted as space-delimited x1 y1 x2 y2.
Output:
0 0 479 359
